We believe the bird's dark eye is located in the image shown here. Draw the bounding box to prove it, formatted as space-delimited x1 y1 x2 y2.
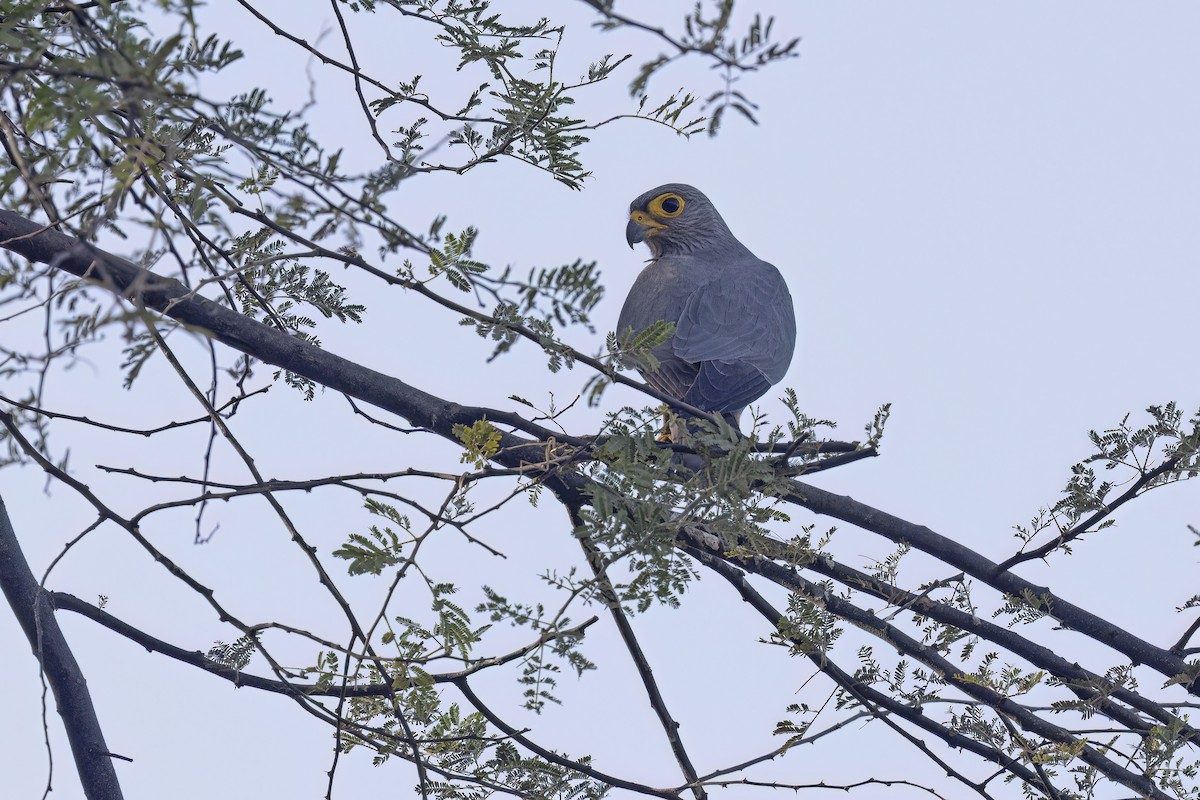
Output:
651 193 685 218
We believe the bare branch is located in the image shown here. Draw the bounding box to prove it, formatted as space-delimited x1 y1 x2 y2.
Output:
0 496 125 800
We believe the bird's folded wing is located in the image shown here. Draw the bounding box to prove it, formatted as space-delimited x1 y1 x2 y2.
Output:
673 261 794 383
682 360 772 415
642 350 768 416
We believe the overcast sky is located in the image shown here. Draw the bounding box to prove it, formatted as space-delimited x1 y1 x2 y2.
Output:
4 3 1199 798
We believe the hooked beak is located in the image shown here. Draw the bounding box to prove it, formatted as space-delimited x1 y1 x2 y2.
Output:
626 210 666 249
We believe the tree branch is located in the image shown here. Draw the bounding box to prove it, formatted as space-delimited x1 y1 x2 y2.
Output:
996 456 1182 571
774 477 1200 694
676 534 1172 800
454 678 683 800
50 591 597 691
0 496 125 800
726 532 1197 746
567 504 705 799
679 541 1044 796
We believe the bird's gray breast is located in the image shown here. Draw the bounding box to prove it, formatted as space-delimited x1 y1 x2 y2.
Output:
617 255 719 361
616 257 705 401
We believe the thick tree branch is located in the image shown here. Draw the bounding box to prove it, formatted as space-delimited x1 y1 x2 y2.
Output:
0 496 124 800
711 529 1199 746
775 479 1200 694
0 210 567 469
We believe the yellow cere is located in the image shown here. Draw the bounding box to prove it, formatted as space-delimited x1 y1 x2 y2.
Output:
629 210 666 230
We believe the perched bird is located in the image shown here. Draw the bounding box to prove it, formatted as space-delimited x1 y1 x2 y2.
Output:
618 183 797 439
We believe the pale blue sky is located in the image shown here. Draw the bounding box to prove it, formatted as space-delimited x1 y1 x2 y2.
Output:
4 3 1199 797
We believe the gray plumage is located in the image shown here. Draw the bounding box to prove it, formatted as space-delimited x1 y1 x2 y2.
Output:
618 183 796 430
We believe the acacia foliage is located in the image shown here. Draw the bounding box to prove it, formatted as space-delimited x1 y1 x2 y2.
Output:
0 3 1198 800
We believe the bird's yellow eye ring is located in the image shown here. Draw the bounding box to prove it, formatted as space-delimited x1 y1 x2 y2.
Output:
649 193 685 218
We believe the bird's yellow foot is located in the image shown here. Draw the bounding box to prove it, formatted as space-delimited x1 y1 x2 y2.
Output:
656 410 673 443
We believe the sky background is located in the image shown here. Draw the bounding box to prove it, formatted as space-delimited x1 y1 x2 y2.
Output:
3 2 1199 798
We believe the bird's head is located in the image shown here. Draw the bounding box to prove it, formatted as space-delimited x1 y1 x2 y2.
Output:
625 183 736 258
